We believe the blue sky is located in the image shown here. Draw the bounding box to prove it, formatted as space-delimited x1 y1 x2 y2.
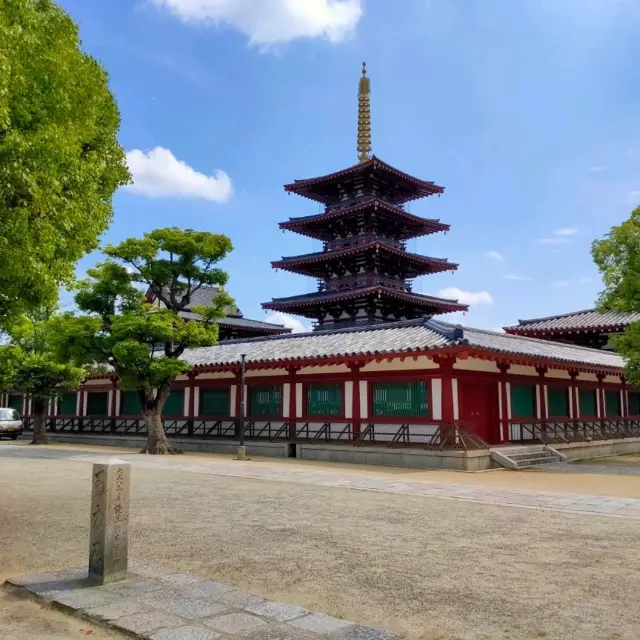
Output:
57 0 640 332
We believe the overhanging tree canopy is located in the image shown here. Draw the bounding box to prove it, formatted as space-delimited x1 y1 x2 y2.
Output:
0 0 130 328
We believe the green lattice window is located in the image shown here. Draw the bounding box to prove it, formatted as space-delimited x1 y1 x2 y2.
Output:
201 388 230 416
163 390 184 416
120 391 141 416
628 391 640 416
59 392 77 415
307 384 342 416
511 384 535 418
605 390 621 417
372 381 428 418
548 387 569 418
8 394 23 413
250 386 282 417
579 389 597 417
86 392 109 416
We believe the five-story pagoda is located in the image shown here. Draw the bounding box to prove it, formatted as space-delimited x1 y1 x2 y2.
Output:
263 63 467 330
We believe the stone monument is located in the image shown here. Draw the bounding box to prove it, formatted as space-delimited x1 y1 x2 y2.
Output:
88 458 131 585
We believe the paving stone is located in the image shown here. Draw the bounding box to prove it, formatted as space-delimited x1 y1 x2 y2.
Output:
184 581 234 599
164 599 230 620
110 580 164 597
160 573 203 587
137 587 190 608
53 589 123 611
113 611 187 636
329 625 397 640
29 577 91 596
86 599 150 620
239 623 318 640
288 613 354 634
215 589 266 609
245 600 308 622
203 612 266 634
151 626 222 640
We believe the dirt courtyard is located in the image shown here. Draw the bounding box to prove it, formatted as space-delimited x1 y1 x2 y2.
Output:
1 451 639 640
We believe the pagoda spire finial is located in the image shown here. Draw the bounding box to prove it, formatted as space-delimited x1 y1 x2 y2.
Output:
357 61 372 164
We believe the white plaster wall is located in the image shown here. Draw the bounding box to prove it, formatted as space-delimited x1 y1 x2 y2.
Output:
344 381 353 419
359 381 368 419
197 372 235 380
454 358 500 373
604 375 621 385
360 356 438 372
246 368 288 377
175 374 189 381
183 388 190 416
508 365 538 377
282 383 291 418
229 385 237 418
108 390 114 417
452 379 459 421
82 392 87 416
75 393 81 416
295 383 303 417
83 379 107 387
535 385 541 418
596 390 601 417
546 369 571 380
299 364 351 375
193 387 200 417
580 372 599 382
431 378 442 419
505 383 512 419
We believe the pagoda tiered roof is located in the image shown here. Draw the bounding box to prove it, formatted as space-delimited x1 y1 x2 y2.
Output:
272 242 458 279
284 156 444 205
279 197 449 241
263 285 467 317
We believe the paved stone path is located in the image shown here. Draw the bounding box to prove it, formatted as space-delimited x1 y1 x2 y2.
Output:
540 461 640 475
3 445 640 520
7 564 394 640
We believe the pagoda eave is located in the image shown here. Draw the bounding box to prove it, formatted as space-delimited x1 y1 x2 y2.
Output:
263 286 468 317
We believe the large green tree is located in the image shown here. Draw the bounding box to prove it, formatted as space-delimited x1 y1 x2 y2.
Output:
592 205 640 383
51 228 234 454
0 0 130 328
0 314 85 444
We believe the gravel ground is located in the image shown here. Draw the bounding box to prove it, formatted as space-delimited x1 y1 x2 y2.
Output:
1 456 639 640
0 587 124 639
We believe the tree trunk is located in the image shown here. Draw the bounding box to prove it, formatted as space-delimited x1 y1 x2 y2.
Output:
140 384 180 454
30 397 49 445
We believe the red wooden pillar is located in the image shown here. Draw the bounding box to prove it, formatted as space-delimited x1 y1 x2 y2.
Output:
350 363 362 439
435 356 456 423
288 367 297 439
536 366 548 420
621 376 629 418
498 363 510 443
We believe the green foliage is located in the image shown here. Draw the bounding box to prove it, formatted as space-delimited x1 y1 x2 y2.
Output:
0 314 84 401
592 206 640 384
53 227 234 408
0 0 130 328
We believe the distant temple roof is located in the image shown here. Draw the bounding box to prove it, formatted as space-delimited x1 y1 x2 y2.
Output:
183 317 622 372
504 308 640 337
147 284 291 337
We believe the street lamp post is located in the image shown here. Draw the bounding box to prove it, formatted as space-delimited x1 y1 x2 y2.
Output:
236 353 248 460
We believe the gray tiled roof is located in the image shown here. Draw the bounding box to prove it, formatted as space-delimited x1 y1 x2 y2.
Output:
179 311 289 332
183 317 623 370
505 308 640 334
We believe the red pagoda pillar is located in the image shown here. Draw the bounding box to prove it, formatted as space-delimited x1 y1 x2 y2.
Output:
498 363 511 443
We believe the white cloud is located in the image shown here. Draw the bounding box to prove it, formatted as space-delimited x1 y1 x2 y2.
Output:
151 0 363 44
265 311 310 334
502 274 533 281
485 250 505 262
538 237 571 245
125 147 232 202
552 280 570 288
553 227 580 236
578 276 592 284
437 287 493 306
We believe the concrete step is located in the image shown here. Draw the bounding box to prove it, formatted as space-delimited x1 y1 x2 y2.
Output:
490 445 564 469
515 456 562 467
508 451 557 461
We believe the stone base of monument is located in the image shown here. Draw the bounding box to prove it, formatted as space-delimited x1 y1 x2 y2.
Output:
4 562 397 640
